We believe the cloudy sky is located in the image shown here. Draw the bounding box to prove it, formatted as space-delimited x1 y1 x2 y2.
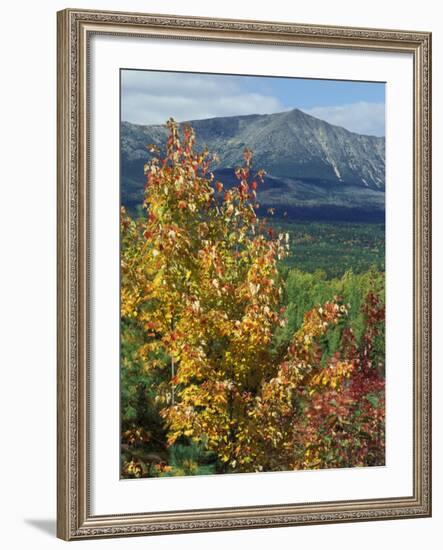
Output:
121 69 385 137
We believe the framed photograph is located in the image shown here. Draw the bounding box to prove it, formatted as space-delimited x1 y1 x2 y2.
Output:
57 8 431 540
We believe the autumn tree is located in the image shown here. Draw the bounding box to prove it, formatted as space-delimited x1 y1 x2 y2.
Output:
121 119 289 469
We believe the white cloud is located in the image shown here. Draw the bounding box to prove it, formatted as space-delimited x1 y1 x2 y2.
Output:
122 72 385 136
304 102 385 136
121 71 285 125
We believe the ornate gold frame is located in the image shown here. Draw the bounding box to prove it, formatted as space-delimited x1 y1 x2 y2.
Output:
57 8 431 540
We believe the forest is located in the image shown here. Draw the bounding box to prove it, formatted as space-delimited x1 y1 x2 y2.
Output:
120 120 385 478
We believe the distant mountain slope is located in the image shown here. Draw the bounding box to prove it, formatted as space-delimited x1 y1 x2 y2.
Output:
121 108 385 221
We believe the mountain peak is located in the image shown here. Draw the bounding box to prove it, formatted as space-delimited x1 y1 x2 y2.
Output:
121 109 385 216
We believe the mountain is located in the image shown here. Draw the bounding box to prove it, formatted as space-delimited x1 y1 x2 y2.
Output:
121 109 385 221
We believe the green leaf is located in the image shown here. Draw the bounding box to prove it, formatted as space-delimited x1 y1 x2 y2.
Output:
366 393 379 407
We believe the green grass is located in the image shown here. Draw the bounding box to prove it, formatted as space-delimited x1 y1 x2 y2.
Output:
271 220 385 278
